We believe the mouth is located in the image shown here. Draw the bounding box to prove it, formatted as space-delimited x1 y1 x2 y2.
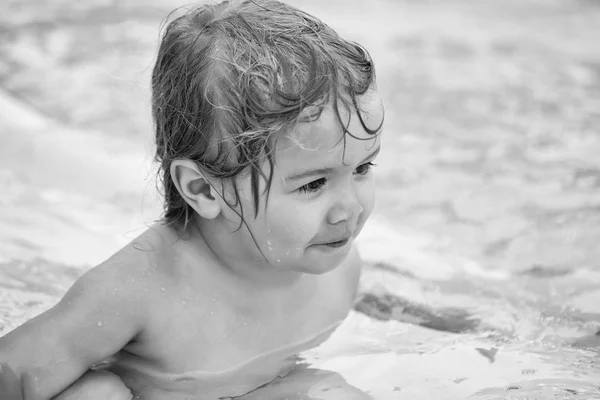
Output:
319 238 350 248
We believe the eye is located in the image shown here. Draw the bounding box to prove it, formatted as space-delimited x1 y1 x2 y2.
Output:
298 177 327 194
355 162 376 176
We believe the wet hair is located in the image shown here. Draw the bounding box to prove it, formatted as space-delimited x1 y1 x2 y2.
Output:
152 0 382 228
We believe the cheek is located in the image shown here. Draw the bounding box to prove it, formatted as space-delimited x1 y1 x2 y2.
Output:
263 202 322 246
358 180 376 217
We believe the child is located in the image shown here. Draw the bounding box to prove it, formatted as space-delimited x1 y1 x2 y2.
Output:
0 0 384 398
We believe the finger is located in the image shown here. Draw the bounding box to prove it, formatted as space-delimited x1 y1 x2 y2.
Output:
0 362 24 400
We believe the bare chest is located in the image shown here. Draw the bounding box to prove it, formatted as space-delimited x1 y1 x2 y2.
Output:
132 272 354 375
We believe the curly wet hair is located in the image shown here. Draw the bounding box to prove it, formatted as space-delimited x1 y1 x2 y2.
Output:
152 0 381 228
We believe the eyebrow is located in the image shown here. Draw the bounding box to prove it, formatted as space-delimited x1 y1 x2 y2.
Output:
285 145 381 181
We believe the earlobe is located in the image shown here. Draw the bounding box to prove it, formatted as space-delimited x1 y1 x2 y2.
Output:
170 160 221 220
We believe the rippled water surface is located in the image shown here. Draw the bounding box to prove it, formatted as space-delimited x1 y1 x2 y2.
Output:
1 0 599 398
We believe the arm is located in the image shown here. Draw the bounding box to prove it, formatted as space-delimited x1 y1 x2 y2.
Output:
0 263 148 400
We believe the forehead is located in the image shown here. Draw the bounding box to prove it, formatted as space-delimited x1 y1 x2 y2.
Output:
276 91 384 165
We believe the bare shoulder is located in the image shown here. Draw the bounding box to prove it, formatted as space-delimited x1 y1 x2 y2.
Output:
55 237 160 334
0 229 170 398
53 226 182 336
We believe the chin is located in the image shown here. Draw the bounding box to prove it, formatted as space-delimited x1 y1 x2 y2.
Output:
295 249 351 275
296 263 339 275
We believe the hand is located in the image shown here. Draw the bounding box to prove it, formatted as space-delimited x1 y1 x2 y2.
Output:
0 362 34 400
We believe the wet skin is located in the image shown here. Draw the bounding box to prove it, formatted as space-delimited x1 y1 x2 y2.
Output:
0 90 384 399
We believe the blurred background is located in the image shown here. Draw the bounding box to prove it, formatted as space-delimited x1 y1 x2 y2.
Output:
1 0 599 273
1 0 600 397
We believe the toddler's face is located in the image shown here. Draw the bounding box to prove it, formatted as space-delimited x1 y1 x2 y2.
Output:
221 90 384 274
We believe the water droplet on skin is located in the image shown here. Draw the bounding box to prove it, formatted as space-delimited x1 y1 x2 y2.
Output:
160 287 166 293
181 300 187 306
97 321 103 327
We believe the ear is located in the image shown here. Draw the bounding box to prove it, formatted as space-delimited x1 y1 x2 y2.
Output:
170 160 221 220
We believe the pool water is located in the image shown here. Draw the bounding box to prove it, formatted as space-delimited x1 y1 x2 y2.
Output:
1 222 599 399
1 0 599 398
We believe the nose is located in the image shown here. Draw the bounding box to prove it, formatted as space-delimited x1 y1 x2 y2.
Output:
326 182 363 226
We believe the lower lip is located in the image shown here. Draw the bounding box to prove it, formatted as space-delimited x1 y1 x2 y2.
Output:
318 239 350 249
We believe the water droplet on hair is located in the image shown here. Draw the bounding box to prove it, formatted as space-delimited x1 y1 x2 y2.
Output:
160 287 166 293
97 320 103 327
181 300 187 306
